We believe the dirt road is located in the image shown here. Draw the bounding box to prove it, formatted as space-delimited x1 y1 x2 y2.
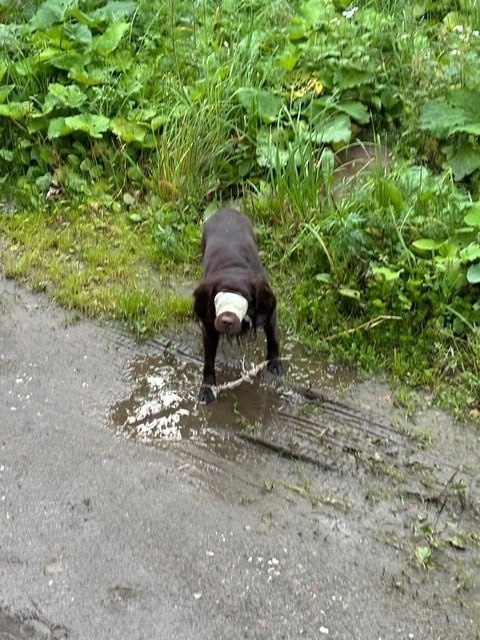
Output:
0 276 478 639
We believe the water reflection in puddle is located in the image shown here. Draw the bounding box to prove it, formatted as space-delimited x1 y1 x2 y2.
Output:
110 338 354 460
111 356 198 443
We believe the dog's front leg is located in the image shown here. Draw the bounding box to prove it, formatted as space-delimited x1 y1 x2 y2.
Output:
264 309 282 376
198 325 219 404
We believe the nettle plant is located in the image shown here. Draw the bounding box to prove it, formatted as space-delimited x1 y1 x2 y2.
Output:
0 0 406 200
235 1 402 180
413 202 480 286
418 14 480 182
288 165 480 338
0 0 146 192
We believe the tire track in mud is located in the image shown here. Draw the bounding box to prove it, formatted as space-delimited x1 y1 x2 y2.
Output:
109 329 480 515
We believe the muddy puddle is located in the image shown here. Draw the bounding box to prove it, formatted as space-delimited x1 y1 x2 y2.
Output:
110 334 354 461
110 329 479 509
109 329 480 615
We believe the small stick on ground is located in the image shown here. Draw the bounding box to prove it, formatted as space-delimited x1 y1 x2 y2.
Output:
204 359 270 399
324 315 401 342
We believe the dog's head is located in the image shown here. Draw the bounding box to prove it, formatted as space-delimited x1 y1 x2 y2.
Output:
193 275 276 334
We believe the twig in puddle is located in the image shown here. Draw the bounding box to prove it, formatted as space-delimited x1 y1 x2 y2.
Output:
206 359 269 399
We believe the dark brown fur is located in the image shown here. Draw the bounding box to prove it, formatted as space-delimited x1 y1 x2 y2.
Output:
193 208 282 403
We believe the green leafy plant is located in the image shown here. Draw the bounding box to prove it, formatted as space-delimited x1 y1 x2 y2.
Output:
419 89 480 180
413 201 480 287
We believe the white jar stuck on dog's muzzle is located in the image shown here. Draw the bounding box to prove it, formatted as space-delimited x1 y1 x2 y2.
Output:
214 291 248 323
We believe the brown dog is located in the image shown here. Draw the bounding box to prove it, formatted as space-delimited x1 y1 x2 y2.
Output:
193 208 282 403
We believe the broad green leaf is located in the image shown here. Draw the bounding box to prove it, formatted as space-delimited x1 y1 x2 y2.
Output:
92 22 130 56
27 113 50 133
403 165 430 190
419 89 480 138
448 139 480 180
51 52 90 71
415 545 432 566
30 0 69 30
47 117 73 138
0 86 12 103
39 25 72 49
65 22 92 45
90 1 138 22
69 66 110 85
12 58 37 78
338 287 361 300
65 114 110 137
443 12 465 30
464 203 480 227
459 242 480 263
256 130 290 169
69 8 102 29
371 266 402 281
375 179 404 212
43 83 87 113
0 25 18 50
311 114 351 144
237 88 283 123
0 101 32 119
334 68 374 90
0 149 14 162
467 263 480 284
412 238 443 252
315 273 332 284
380 86 398 112
47 114 110 139
335 100 370 125
150 114 168 130
288 18 309 41
277 46 300 71
438 241 458 259
110 118 148 143
38 46 70 64
299 0 327 27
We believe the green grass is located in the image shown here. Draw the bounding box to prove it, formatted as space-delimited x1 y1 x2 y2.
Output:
0 203 194 336
0 0 480 418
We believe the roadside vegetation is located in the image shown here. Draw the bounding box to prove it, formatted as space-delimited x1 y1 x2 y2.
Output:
0 0 479 418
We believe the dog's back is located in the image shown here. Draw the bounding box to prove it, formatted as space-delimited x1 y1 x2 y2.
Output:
202 208 265 277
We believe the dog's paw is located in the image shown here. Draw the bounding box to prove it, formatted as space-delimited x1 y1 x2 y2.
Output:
198 385 216 404
267 359 283 376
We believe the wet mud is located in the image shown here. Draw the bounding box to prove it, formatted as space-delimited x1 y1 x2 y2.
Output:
0 608 67 640
1 275 479 639
111 330 479 505
111 328 480 607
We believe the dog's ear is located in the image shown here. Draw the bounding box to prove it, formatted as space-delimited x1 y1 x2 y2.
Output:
249 277 276 321
193 281 216 324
